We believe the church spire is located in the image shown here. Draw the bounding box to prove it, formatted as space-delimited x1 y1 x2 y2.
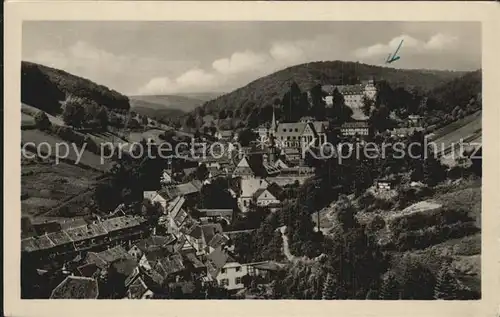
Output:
270 105 277 132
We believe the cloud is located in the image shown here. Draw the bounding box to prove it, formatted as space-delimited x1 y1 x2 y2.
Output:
354 33 459 58
26 41 195 94
138 68 222 94
212 50 268 75
269 42 305 63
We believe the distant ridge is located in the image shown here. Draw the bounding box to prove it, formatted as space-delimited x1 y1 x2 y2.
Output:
197 60 468 115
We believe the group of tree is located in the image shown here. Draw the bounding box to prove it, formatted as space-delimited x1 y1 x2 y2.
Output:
21 61 130 115
61 95 109 130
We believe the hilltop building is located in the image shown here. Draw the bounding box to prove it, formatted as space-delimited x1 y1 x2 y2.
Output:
322 79 376 121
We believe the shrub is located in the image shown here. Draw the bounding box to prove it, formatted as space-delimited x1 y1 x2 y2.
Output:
34 111 51 130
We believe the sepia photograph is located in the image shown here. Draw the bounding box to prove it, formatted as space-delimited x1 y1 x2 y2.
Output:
17 20 484 301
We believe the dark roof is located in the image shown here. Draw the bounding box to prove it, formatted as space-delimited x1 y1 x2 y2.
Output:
86 245 135 269
112 258 138 277
134 235 177 253
198 209 233 218
267 182 284 200
183 252 206 269
50 276 99 299
156 253 185 276
201 223 223 245
158 181 203 200
341 121 370 129
100 216 143 233
185 225 203 240
252 188 268 200
77 263 100 278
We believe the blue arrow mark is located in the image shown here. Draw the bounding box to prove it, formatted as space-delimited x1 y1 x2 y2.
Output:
386 39 404 64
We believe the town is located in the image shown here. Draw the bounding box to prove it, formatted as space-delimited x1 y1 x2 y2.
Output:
21 65 482 300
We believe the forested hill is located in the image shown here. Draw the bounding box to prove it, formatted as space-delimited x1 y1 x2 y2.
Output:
21 61 130 115
196 61 466 116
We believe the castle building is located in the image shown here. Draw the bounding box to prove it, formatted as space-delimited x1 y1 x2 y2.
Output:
322 79 376 121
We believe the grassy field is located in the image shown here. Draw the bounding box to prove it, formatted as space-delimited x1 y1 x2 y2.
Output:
21 103 66 126
21 160 101 217
22 129 112 172
429 111 482 150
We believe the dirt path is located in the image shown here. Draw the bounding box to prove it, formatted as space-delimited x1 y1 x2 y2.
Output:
279 226 325 264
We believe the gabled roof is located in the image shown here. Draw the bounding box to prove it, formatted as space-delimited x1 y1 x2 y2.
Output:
50 276 99 299
158 181 203 200
201 223 223 245
183 252 206 269
100 216 143 233
206 248 232 279
128 276 149 299
86 245 135 269
208 233 230 249
134 235 177 253
64 223 107 242
166 196 186 217
155 253 185 276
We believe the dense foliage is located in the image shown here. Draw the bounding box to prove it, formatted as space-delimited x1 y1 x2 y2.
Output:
21 61 130 114
191 61 464 123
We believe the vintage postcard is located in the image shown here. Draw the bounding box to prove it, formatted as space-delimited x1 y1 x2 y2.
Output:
4 2 500 317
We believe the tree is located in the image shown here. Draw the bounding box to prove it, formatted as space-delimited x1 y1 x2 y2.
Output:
361 95 375 117
423 155 446 186
141 115 149 126
310 84 327 120
34 111 51 130
327 88 353 124
434 263 458 300
97 106 109 130
322 273 336 299
238 129 258 147
62 95 86 128
196 163 209 181
379 272 400 299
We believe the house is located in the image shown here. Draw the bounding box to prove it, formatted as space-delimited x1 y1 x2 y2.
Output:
408 115 423 127
50 276 99 299
216 130 234 141
389 127 424 138
21 215 148 261
232 156 255 178
152 180 203 203
213 260 285 291
252 188 280 208
237 178 269 213
273 157 290 169
161 169 174 185
281 148 302 164
126 274 155 299
85 245 136 270
128 235 177 262
375 176 398 191
183 223 226 256
322 79 376 121
198 209 234 226
339 121 370 137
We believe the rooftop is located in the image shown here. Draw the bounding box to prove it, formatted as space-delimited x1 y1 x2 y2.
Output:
50 276 99 299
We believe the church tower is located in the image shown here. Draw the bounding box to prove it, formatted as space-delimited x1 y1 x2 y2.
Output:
270 105 278 135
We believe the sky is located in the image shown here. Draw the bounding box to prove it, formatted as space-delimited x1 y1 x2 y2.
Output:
22 21 481 96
